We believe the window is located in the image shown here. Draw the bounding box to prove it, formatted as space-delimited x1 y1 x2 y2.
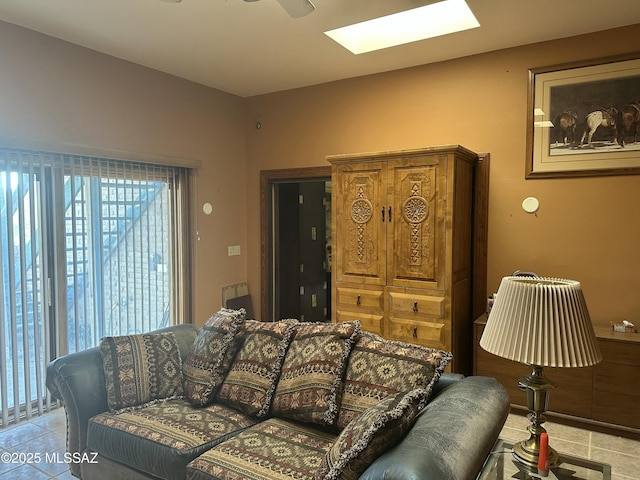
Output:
0 148 190 426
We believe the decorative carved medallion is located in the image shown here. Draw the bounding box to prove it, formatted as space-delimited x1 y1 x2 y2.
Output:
351 197 373 224
403 196 428 223
403 182 430 266
351 185 372 263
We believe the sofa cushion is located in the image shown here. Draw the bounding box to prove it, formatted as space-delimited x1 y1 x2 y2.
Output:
315 389 428 480
217 319 297 417
87 399 257 480
272 321 360 426
100 332 184 412
336 331 452 429
186 418 336 480
183 308 245 406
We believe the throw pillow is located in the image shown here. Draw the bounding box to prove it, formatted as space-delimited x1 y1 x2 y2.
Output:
336 331 452 429
100 332 183 412
272 321 360 426
217 319 298 417
182 307 246 407
315 389 428 480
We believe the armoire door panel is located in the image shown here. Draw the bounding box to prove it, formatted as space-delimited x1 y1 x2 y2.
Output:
387 158 446 289
334 162 386 285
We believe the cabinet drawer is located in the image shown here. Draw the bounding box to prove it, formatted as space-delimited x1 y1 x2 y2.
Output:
387 316 446 348
598 339 640 366
336 287 384 310
335 310 383 336
593 362 640 395
388 291 445 317
593 390 640 429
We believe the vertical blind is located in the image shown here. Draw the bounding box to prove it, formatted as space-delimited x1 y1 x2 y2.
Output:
0 147 190 427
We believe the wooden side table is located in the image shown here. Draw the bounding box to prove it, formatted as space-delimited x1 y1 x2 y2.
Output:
592 326 640 429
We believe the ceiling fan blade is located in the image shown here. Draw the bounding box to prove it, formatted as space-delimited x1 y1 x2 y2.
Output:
276 0 315 18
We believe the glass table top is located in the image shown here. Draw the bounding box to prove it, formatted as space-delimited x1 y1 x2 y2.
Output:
477 438 612 480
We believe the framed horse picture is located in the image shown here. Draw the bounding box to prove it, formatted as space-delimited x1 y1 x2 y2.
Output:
526 53 640 178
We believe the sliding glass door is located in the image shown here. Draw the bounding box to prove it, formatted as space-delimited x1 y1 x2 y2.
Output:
0 165 48 424
0 149 189 426
61 162 176 353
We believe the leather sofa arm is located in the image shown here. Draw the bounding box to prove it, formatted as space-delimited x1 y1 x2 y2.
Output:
46 345 108 477
45 323 199 478
360 376 509 480
431 372 465 397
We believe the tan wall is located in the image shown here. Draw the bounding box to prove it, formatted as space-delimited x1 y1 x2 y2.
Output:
244 24 640 328
0 21 248 326
2 18 639 330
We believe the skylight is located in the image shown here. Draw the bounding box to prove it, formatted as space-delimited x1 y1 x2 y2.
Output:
324 0 480 55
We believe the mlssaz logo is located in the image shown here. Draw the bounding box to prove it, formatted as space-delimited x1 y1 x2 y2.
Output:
46 452 99 464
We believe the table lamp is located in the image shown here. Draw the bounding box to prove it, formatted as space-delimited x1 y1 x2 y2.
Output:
480 276 602 470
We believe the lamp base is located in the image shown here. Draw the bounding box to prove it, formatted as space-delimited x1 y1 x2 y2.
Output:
513 366 560 471
513 436 559 470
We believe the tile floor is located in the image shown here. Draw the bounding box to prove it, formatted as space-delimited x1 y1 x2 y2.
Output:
0 408 638 479
500 414 640 480
0 408 71 479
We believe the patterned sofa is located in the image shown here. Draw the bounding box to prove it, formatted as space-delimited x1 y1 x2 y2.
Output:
46 308 510 480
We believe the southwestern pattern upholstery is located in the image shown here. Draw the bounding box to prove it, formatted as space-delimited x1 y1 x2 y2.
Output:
187 418 336 480
46 321 511 480
272 321 360 426
100 332 184 411
316 389 428 480
218 319 297 417
88 399 257 479
336 331 452 429
183 308 245 406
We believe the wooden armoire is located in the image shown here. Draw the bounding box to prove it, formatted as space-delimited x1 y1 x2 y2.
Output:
327 145 486 374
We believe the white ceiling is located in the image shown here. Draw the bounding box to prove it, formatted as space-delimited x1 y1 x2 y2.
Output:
1 0 640 97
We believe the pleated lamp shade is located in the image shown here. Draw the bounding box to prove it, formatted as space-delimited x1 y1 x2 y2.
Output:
480 276 602 367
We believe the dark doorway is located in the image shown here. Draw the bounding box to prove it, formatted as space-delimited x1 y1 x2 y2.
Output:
275 181 330 321
260 167 331 322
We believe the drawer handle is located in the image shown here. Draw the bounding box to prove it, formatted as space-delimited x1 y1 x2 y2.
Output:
356 294 361 306
413 301 418 313
412 326 418 338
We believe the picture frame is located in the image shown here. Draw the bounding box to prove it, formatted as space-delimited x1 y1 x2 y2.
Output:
526 53 640 178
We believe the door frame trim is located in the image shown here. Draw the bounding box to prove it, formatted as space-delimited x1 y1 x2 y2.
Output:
260 166 331 321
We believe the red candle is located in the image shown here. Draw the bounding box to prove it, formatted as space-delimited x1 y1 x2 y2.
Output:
538 432 549 476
